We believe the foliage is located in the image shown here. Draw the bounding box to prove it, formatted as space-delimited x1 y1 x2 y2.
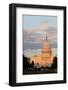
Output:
51 57 57 69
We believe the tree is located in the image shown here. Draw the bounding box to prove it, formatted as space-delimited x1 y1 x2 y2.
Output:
23 55 30 70
31 61 34 68
51 57 57 69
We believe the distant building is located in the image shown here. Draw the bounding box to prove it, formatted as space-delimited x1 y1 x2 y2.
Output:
30 31 53 67
30 22 53 67
41 33 53 66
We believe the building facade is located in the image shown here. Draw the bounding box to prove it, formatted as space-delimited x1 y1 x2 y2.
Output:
30 32 53 67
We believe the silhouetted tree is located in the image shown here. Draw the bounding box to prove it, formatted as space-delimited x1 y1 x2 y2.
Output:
31 61 34 68
51 57 57 69
23 55 31 70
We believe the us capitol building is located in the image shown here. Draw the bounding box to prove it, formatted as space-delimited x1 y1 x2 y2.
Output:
29 24 53 67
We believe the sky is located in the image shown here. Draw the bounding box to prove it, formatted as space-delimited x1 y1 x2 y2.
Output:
23 15 57 29
23 15 57 57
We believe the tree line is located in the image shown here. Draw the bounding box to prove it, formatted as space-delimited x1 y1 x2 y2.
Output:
23 55 57 70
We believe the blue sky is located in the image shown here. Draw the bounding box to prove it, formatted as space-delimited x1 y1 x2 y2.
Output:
23 15 57 57
23 15 57 29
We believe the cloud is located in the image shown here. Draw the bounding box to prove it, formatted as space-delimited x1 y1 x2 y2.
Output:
23 22 57 51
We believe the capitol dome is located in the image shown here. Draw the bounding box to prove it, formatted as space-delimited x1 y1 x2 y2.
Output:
41 35 52 53
30 30 53 67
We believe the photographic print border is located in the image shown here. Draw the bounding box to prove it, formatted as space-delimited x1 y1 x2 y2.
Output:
9 3 66 86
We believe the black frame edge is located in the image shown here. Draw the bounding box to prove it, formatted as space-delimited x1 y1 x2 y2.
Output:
63 7 66 83
10 3 66 10
9 4 16 86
